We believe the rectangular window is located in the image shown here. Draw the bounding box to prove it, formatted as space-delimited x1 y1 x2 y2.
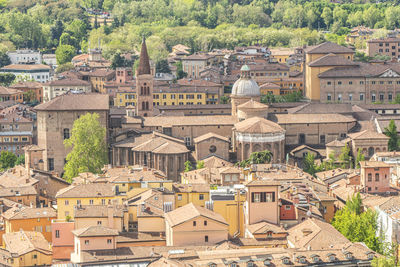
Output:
204 220 207 226
177 194 182 201
101 199 106 205
349 94 352 101
97 221 102 225
89 199 94 205
375 173 380 181
368 173 372 182
380 94 384 101
338 93 342 101
85 240 89 245
55 230 60 238
193 221 196 226
205 235 208 242
320 135 326 144
338 81 342 85
63 128 70 139
389 93 393 101
77 200 81 205
251 192 275 202
48 158 54 171
65 200 69 205
199 194 204 200
107 239 112 244
327 81 331 85
360 93 364 101
327 94 331 101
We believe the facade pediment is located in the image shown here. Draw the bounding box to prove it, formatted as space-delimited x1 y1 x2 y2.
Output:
379 69 400 78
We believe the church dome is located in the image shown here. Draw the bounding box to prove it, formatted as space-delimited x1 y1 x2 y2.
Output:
231 65 260 97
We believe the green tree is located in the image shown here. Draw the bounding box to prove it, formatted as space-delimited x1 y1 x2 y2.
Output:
338 144 350 168
237 150 273 168
0 52 10 68
0 151 17 170
321 7 333 28
63 113 108 182
303 152 317 176
16 155 25 166
0 73 15 86
56 63 75 74
175 61 187 79
196 161 205 169
332 193 383 253
156 59 171 74
184 160 193 172
23 90 36 103
56 45 76 65
371 256 396 267
384 120 399 151
220 95 230 104
355 148 365 169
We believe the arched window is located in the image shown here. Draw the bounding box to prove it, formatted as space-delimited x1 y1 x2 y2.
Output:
368 147 375 157
140 86 143 95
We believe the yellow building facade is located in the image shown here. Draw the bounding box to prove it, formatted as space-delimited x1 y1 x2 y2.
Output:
56 195 123 220
115 91 219 107
305 43 354 101
213 193 245 238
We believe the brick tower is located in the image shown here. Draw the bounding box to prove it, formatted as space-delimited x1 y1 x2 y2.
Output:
135 37 153 117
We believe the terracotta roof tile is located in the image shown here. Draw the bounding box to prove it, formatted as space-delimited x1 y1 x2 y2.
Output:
165 203 227 227
35 93 109 111
72 226 119 237
193 132 230 143
234 116 284 134
2 207 56 220
55 183 115 198
306 42 354 54
3 230 52 256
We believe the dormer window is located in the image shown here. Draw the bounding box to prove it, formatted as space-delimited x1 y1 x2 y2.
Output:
367 252 374 260
230 262 237 267
327 253 336 262
281 256 290 265
311 254 320 263
297 256 306 264
208 263 216 267
247 260 254 267
264 258 272 266
344 252 353 260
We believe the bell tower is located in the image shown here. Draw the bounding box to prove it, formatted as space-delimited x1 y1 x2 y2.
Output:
136 37 153 117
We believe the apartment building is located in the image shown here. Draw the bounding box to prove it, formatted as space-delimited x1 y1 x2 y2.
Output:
367 38 400 58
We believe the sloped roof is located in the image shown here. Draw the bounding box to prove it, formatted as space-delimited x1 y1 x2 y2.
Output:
35 93 109 111
165 203 228 227
306 42 354 55
237 99 269 110
247 221 286 234
234 117 284 134
74 205 125 218
326 139 346 147
137 38 151 75
55 183 115 198
132 132 189 154
193 132 230 143
287 218 350 249
348 130 389 140
275 113 356 124
3 230 52 256
2 207 56 220
308 54 358 67
72 226 119 237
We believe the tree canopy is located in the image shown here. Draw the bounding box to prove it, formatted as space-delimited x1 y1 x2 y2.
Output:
332 193 383 253
63 113 108 182
384 119 399 151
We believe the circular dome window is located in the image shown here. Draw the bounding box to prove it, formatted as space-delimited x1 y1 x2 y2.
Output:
209 145 217 153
